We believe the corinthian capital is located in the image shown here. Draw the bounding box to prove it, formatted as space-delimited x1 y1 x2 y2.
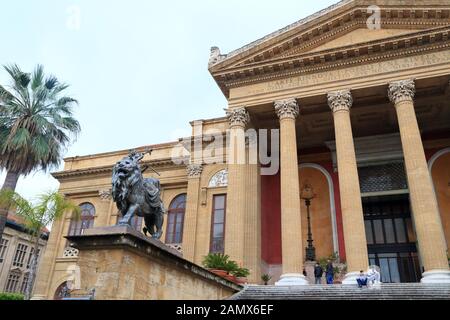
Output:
274 98 299 120
388 79 415 104
327 90 353 113
226 107 250 128
187 164 203 178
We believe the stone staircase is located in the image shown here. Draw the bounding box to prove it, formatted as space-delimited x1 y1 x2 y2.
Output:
230 283 450 300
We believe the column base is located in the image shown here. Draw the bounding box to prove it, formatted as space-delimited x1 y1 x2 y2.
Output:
275 273 309 286
30 295 47 300
421 270 450 284
341 272 360 285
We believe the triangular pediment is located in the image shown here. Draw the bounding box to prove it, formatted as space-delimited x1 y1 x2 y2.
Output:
209 0 450 71
299 27 423 54
209 0 450 97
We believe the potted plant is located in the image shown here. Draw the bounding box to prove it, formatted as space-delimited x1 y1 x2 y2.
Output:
202 253 230 277
261 274 272 285
232 267 251 284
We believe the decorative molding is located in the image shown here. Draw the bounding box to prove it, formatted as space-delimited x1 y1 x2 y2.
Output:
388 79 416 104
186 164 203 178
99 189 112 201
325 133 404 169
327 90 353 113
226 107 250 127
274 98 299 120
208 169 228 188
213 25 450 97
52 157 189 179
167 243 183 254
63 247 79 258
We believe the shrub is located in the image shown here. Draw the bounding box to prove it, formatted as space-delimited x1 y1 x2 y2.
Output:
232 267 250 278
202 253 231 270
0 292 24 300
261 274 272 285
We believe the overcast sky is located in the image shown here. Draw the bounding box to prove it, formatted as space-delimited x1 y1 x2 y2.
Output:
0 0 336 200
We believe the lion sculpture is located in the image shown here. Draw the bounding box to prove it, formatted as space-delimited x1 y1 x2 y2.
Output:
112 150 165 239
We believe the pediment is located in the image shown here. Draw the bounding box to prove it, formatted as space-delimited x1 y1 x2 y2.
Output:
210 1 450 72
303 28 423 54
209 0 450 97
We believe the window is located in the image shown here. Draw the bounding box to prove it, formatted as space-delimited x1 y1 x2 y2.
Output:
210 194 226 254
68 203 95 236
20 273 29 294
166 194 186 244
0 239 9 263
26 248 40 269
13 244 28 268
4 270 21 293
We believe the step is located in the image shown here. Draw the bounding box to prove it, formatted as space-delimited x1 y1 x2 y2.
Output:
230 284 450 300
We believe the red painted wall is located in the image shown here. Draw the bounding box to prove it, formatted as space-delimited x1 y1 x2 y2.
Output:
261 172 282 264
260 160 346 264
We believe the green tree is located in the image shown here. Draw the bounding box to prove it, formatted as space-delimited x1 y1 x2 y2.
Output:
0 64 80 241
0 190 80 300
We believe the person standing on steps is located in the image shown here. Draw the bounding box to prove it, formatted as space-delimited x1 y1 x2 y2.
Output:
326 260 334 285
314 263 324 285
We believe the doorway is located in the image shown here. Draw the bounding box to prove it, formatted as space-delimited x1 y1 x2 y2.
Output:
363 194 421 283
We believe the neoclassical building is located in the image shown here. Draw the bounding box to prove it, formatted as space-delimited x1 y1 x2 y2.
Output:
34 0 450 298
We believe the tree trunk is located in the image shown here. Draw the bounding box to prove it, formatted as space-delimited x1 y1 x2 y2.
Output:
0 170 20 242
25 232 41 300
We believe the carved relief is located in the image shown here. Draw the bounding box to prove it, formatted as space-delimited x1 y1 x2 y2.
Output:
226 107 250 127
274 98 300 120
186 164 203 178
388 79 415 104
327 90 353 113
99 189 112 201
208 169 228 188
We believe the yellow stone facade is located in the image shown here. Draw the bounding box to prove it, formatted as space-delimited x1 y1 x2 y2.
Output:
34 0 450 298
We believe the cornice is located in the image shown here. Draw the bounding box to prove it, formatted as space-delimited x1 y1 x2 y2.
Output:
210 4 450 72
210 4 450 97
220 27 450 91
52 157 189 180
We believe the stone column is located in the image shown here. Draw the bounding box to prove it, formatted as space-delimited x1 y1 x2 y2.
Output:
274 98 308 285
328 90 368 284
388 79 450 283
224 107 249 266
182 164 203 263
244 162 262 283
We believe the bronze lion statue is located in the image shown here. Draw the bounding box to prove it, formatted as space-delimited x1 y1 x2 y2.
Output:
112 150 165 239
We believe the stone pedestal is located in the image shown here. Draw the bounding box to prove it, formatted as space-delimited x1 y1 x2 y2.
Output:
66 226 241 300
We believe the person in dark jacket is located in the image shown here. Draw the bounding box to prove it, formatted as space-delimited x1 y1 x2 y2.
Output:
314 263 324 284
326 260 334 285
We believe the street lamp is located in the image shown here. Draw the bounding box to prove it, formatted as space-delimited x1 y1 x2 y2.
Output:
301 182 316 262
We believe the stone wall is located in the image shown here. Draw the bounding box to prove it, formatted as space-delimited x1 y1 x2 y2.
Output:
66 225 240 300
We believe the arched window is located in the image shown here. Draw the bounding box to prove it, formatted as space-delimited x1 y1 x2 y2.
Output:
208 169 228 188
166 194 186 244
54 281 70 300
68 203 95 236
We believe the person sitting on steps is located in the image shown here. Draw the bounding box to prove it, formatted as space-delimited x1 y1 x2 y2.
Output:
357 270 368 288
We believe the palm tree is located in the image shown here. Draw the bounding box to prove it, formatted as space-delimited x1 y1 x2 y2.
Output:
0 64 80 241
0 190 80 300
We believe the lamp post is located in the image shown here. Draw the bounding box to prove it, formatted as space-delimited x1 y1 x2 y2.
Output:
301 183 316 262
